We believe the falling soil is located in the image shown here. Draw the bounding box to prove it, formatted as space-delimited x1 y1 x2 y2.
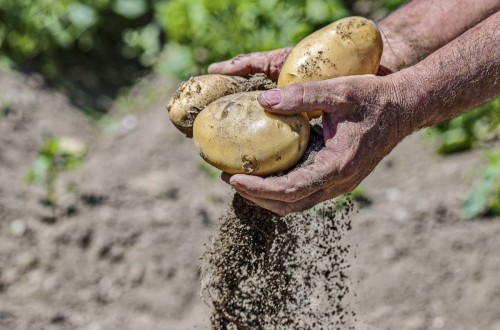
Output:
202 191 356 329
200 115 353 329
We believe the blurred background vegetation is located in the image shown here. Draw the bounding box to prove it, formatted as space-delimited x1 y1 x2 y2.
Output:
0 0 399 112
1 0 498 217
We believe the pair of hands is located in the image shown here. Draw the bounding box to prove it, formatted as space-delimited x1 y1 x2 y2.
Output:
209 48 409 216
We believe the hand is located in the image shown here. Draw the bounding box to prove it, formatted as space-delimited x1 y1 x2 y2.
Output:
221 74 409 216
208 48 292 81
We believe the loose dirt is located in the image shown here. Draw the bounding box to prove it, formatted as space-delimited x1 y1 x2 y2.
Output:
203 194 355 329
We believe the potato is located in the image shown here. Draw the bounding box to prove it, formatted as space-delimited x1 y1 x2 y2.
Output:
278 16 383 118
167 74 245 137
193 92 310 176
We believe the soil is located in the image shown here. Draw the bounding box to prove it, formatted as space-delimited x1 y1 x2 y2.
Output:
203 194 354 329
1 67 500 330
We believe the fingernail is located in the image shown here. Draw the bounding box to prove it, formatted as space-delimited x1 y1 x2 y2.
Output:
230 179 241 189
260 89 282 106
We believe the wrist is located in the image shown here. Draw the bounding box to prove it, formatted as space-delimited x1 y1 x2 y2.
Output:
378 67 428 140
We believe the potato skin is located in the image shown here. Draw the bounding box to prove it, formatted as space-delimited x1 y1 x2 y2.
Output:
167 74 245 138
278 16 383 118
193 92 310 176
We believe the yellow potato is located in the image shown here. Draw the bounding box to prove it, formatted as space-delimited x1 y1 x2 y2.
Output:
193 92 310 176
278 16 383 118
167 74 245 137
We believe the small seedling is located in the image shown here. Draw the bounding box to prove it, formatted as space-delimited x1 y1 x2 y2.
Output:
26 136 87 216
197 160 221 180
332 186 370 211
463 151 500 219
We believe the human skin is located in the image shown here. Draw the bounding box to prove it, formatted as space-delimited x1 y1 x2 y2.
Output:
380 0 500 71
208 3 500 215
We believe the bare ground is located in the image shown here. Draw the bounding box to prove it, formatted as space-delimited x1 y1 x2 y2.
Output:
0 68 499 330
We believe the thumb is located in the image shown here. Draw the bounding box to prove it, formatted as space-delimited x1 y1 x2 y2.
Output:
257 79 353 116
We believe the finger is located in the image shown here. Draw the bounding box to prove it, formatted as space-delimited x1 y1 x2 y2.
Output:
257 79 355 116
235 190 311 216
208 54 258 76
229 147 349 203
208 48 291 81
235 181 352 216
224 118 362 203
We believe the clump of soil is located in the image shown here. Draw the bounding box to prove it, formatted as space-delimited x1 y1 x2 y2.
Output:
240 73 276 91
294 118 324 168
202 193 356 329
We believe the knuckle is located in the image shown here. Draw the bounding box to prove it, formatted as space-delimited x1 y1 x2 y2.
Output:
280 204 297 216
339 160 358 181
277 208 289 217
282 84 305 111
282 186 300 202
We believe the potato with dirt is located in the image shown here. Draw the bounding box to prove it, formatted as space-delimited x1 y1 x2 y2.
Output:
167 16 383 175
193 91 310 176
167 75 246 137
167 74 275 137
278 16 383 118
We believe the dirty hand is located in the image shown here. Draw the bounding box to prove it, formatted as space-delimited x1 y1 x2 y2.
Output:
221 75 408 215
208 48 292 81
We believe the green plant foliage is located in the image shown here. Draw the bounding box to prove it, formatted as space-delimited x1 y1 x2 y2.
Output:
0 0 160 66
198 160 222 180
463 151 500 219
155 0 350 77
427 97 500 219
378 0 406 10
0 0 163 111
26 137 87 213
428 98 500 155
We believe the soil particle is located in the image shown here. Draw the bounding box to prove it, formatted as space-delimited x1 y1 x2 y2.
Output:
202 193 356 329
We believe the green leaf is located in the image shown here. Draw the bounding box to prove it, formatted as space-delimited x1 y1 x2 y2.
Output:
462 151 500 219
68 3 97 29
155 43 196 79
41 137 60 156
155 0 351 78
429 97 500 155
437 128 474 154
112 0 147 19
26 155 51 183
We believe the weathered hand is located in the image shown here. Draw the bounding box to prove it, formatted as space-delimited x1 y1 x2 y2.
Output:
208 48 292 81
210 3 499 216
221 75 408 216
